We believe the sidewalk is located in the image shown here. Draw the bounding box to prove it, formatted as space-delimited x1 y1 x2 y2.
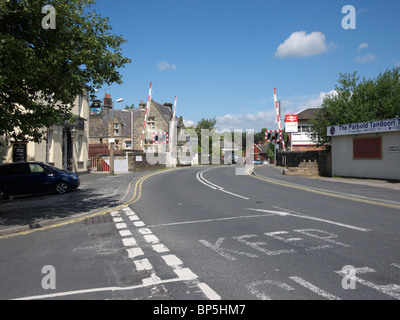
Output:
0 171 145 237
272 165 400 190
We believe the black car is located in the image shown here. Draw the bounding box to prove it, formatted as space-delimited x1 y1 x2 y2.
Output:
0 162 80 199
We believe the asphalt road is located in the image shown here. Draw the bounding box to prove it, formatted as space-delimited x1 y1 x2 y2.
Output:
0 165 399 302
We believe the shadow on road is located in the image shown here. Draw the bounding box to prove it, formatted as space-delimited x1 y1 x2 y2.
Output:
0 173 130 230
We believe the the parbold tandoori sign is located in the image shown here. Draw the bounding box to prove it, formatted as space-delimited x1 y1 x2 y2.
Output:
327 118 400 137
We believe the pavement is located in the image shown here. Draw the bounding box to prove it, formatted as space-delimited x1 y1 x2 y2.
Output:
0 165 399 237
0 171 147 237
271 165 400 190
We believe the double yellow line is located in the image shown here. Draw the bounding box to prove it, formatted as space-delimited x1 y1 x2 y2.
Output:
0 169 172 240
245 166 400 210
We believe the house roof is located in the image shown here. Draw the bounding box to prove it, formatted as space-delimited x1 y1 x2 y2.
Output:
296 108 320 120
89 99 183 138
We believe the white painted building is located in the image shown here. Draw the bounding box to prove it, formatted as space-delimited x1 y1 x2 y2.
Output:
328 118 400 180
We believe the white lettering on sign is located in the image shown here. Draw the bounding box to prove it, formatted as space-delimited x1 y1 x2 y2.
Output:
327 118 400 136
200 229 348 261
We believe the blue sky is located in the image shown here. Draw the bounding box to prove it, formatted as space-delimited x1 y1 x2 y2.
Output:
93 0 400 132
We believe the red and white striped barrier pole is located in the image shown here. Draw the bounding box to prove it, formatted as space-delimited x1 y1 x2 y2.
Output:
140 82 153 150
274 88 286 150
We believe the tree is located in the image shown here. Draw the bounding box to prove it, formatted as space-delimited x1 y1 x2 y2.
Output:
0 0 131 143
195 117 218 158
254 128 267 144
310 67 400 147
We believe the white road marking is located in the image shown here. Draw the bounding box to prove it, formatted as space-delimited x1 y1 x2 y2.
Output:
246 207 372 232
129 215 140 221
391 263 400 270
133 221 145 227
112 217 123 223
336 267 400 300
148 212 276 228
122 237 137 247
197 283 222 300
119 230 132 237
126 247 144 258
196 169 250 200
162 254 183 267
115 223 127 229
138 228 152 235
134 258 153 271
152 244 169 253
143 234 160 244
13 277 191 300
246 280 294 300
289 276 341 300
174 268 198 280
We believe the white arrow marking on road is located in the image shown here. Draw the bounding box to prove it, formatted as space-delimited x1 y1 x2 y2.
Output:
246 208 371 232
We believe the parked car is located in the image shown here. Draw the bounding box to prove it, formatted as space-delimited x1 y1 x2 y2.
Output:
0 162 80 199
252 160 263 165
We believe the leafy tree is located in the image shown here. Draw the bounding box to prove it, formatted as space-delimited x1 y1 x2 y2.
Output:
310 67 400 147
254 128 267 144
0 0 131 143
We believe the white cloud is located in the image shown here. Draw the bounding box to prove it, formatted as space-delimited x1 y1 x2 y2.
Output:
355 53 377 63
216 111 277 132
158 61 177 71
358 43 368 51
275 31 333 58
213 91 337 133
183 119 195 127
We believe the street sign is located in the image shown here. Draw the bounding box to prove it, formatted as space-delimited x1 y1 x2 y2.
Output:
285 114 298 133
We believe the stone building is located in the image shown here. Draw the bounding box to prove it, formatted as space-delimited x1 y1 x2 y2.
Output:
89 94 185 156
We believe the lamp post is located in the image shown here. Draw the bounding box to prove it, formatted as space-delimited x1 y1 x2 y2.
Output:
110 98 124 175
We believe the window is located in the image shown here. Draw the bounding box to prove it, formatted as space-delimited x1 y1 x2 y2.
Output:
125 141 132 149
46 130 53 163
114 123 120 136
8 164 29 176
147 117 156 131
29 164 45 174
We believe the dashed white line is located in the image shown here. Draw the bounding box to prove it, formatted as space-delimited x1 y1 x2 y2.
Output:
122 237 137 247
126 247 144 258
115 223 127 229
134 258 153 271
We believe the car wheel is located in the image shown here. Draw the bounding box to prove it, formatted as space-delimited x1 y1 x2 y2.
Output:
56 181 69 194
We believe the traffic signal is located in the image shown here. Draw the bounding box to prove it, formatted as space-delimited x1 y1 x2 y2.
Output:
265 130 281 142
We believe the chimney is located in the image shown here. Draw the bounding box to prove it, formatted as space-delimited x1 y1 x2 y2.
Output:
139 100 146 110
163 103 173 112
104 93 112 107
